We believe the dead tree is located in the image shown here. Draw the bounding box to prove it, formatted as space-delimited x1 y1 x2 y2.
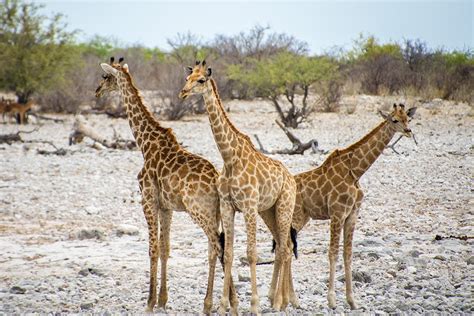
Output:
254 120 327 155
69 115 136 150
0 127 67 155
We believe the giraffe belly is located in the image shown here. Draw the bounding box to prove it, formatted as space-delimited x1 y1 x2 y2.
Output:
307 204 330 220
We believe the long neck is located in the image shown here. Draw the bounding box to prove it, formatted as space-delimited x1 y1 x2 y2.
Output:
349 120 396 179
202 79 240 164
116 73 178 154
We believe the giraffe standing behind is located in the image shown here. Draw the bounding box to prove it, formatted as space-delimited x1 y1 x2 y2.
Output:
179 61 297 315
272 103 417 310
95 57 236 313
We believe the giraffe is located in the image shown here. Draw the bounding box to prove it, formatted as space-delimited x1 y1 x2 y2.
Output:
270 103 417 310
95 57 237 313
179 61 297 314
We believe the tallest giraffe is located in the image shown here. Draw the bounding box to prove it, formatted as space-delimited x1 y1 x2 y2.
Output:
179 61 297 315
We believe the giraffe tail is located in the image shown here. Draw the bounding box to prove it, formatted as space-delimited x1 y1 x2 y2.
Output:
271 227 298 259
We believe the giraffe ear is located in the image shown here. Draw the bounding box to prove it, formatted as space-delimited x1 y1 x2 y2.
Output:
407 107 417 118
206 67 212 77
122 63 129 73
378 110 392 121
100 63 118 76
185 66 193 75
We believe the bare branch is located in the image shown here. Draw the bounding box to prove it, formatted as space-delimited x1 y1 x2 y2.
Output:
253 120 327 155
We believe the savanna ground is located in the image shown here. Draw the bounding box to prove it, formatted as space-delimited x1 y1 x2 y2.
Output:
0 95 472 314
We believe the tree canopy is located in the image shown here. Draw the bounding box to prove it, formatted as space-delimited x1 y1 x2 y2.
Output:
0 0 77 103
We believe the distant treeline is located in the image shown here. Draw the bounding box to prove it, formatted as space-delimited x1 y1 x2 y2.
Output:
0 1 472 125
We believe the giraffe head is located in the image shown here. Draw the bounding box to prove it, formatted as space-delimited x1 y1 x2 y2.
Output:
178 60 212 100
95 57 127 98
379 103 417 137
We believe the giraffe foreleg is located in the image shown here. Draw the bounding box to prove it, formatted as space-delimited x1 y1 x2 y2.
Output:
343 209 358 310
218 199 237 315
343 190 362 310
138 170 160 313
327 214 344 309
157 208 172 310
244 209 260 315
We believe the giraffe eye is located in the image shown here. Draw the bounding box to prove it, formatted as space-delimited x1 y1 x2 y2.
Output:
197 79 206 84
102 74 107 79
392 119 399 123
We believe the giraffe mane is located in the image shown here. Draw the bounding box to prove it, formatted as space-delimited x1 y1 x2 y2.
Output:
209 78 256 149
337 120 388 155
318 119 388 169
121 70 179 145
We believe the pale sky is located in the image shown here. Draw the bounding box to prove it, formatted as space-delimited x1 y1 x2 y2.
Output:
38 0 473 53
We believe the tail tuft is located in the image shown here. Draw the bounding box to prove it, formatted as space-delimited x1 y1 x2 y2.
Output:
291 227 298 259
270 227 298 259
219 232 225 264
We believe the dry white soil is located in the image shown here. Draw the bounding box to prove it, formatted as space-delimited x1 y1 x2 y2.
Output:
0 96 472 314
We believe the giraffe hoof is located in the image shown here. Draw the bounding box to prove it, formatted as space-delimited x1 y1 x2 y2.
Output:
348 300 359 310
328 292 336 309
144 306 154 313
290 295 300 308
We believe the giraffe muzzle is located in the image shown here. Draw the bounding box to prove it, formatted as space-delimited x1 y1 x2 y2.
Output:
95 87 103 98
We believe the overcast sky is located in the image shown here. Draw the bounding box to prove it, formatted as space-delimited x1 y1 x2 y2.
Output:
38 0 473 53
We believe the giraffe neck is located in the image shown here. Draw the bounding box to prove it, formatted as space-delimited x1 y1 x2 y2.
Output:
202 78 241 164
348 120 396 179
116 73 178 154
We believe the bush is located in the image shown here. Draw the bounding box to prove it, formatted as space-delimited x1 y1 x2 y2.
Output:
0 0 77 104
229 52 339 127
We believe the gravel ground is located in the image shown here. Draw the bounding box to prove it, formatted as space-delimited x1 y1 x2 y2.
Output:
0 96 472 314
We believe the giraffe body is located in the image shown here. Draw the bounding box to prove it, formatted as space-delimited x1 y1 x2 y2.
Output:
275 104 417 310
179 61 297 315
96 59 236 313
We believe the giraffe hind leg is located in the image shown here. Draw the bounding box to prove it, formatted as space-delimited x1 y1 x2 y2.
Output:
273 187 296 312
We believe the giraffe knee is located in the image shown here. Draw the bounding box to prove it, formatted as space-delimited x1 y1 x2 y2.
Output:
247 250 257 265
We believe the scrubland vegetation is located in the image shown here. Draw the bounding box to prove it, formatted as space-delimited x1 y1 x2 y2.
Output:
0 0 472 126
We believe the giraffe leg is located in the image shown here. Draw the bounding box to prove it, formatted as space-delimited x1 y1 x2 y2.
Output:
327 216 344 309
288 254 300 308
344 208 359 310
138 171 160 313
182 197 222 314
259 208 279 305
219 252 239 313
273 188 295 312
218 200 237 315
243 209 260 315
157 208 172 309
203 239 217 314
